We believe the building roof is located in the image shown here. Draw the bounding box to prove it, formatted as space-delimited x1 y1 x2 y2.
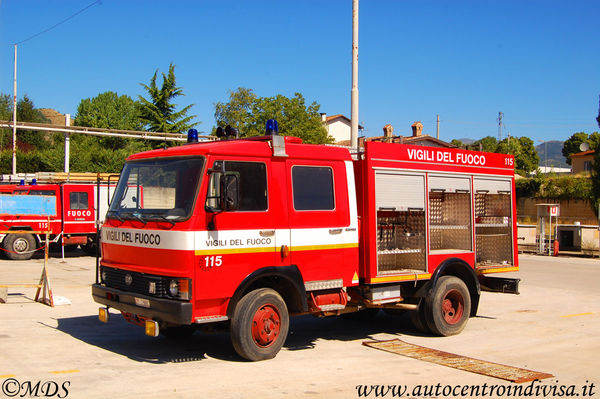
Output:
570 150 595 158
365 134 455 148
324 114 364 129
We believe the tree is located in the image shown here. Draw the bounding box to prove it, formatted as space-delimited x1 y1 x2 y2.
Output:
214 88 331 144
214 87 257 135
75 91 143 131
597 95 600 129
15 95 49 149
450 139 464 148
138 63 197 136
75 91 144 150
473 136 498 152
496 136 539 175
562 132 590 165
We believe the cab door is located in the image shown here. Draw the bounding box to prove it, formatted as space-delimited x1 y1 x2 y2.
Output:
62 184 95 234
286 159 357 286
200 158 279 272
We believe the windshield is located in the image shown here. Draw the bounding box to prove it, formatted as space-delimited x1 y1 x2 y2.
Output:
108 157 204 223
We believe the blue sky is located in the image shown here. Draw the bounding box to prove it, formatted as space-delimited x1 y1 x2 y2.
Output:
0 0 598 143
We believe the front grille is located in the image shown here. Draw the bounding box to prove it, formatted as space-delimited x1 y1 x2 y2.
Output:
101 266 177 299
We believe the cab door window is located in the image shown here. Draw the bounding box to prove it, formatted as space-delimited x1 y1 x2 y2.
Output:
70 192 89 210
206 160 268 212
292 166 334 211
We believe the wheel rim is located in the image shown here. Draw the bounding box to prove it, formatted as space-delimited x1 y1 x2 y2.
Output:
251 304 281 348
13 238 30 253
441 289 465 325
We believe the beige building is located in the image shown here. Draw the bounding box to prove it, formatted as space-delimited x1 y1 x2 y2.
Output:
570 150 595 174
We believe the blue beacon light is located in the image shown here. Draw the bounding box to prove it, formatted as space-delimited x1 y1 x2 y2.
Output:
187 128 199 144
265 119 279 136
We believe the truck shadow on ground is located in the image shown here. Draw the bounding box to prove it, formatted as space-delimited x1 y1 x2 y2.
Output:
55 311 425 364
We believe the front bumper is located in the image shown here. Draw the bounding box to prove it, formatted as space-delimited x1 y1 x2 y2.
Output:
92 284 193 325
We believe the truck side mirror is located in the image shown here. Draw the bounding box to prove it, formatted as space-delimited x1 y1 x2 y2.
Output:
220 173 239 211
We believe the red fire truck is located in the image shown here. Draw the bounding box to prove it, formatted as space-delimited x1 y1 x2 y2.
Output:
93 122 519 361
0 174 112 260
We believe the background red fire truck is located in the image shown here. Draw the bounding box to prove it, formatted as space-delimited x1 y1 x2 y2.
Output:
0 173 113 260
93 122 519 361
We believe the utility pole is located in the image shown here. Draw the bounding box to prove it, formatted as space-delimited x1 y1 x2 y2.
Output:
436 114 440 140
350 0 359 150
497 111 503 141
12 44 17 175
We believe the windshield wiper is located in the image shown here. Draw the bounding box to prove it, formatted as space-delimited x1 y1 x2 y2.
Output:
121 212 147 226
147 214 176 226
107 210 124 222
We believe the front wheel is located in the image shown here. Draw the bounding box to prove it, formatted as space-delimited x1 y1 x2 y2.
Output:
3 233 36 260
230 288 289 361
425 276 471 336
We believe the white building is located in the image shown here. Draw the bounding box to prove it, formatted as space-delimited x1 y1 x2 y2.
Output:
321 114 363 144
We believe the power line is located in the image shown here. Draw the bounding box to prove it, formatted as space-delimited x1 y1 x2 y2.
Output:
15 0 101 45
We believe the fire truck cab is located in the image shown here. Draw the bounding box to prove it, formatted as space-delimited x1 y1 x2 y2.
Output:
0 180 106 260
93 123 519 361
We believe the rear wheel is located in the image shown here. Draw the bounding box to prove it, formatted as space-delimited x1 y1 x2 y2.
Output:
409 299 431 334
231 288 289 361
425 276 470 336
3 233 36 260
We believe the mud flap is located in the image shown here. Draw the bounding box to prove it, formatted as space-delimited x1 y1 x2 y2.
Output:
478 275 520 294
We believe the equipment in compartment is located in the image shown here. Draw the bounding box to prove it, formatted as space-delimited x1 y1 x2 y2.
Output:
428 190 472 252
376 209 426 273
475 190 513 265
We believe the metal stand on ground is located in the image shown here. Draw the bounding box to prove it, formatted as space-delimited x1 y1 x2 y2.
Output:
35 232 54 307
0 228 54 307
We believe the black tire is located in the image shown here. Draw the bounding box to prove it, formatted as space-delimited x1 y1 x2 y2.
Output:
3 233 36 260
424 276 471 336
81 242 98 256
230 288 289 361
409 299 431 334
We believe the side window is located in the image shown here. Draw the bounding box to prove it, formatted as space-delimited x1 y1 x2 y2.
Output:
205 161 268 211
292 166 334 211
70 192 89 210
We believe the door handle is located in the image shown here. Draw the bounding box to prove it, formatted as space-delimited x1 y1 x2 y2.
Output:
259 230 275 237
329 228 343 235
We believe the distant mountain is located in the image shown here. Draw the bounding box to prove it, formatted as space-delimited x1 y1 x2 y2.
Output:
456 138 476 145
536 140 567 168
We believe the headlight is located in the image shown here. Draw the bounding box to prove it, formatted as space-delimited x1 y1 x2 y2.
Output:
168 280 179 297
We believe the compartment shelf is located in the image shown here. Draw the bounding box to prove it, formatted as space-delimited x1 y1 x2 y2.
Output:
430 225 469 230
377 248 421 255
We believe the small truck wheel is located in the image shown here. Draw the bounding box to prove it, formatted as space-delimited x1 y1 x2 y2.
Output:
425 276 471 336
3 233 36 260
231 288 289 361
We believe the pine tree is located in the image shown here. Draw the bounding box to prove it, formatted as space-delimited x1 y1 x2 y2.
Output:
138 64 197 135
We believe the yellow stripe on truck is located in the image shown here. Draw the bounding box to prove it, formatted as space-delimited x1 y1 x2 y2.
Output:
195 242 358 256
